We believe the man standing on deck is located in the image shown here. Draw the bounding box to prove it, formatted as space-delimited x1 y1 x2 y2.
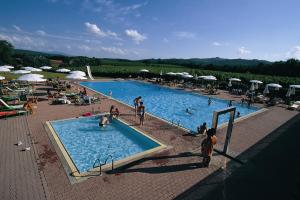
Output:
201 128 217 167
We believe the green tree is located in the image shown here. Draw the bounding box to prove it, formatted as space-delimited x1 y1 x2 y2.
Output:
0 40 14 65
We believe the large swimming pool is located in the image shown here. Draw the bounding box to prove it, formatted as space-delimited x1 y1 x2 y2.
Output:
50 116 162 173
81 81 259 132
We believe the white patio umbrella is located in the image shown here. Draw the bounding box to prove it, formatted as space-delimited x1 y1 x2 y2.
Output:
250 80 263 84
0 67 11 72
23 67 43 72
181 74 193 79
30 74 44 78
40 66 52 70
204 76 217 81
17 74 46 82
11 70 31 74
70 71 86 76
1 65 14 69
288 85 300 96
166 72 176 75
229 78 241 82
182 72 189 75
139 69 149 73
56 68 71 73
175 72 184 76
66 74 87 80
0 76 5 80
267 83 282 88
228 78 241 87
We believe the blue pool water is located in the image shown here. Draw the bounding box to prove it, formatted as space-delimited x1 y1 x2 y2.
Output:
81 81 259 131
50 116 160 173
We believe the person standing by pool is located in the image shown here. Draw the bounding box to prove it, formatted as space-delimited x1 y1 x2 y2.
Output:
197 122 207 135
137 102 145 125
208 97 212 106
228 100 233 107
201 128 217 167
133 96 142 115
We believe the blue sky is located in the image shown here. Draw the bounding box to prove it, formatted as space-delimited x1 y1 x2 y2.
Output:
0 0 300 61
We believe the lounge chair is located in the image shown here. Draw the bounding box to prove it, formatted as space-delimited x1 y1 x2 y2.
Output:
288 101 300 111
0 110 27 118
0 99 24 110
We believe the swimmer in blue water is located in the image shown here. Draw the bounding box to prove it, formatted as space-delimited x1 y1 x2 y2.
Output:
186 108 192 115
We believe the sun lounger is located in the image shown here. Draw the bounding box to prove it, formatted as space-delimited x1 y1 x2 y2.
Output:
0 110 27 118
0 99 24 110
288 101 300 110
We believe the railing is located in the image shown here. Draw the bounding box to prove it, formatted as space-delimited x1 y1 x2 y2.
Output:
93 154 114 176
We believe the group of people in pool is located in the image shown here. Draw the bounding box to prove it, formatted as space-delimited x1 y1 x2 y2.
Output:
99 105 120 127
134 96 145 125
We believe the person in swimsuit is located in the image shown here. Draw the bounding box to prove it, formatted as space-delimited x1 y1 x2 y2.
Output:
197 122 207 135
133 96 142 115
137 102 145 125
99 115 109 127
208 97 212 106
201 128 217 167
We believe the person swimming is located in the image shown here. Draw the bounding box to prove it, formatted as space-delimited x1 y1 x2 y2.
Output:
208 97 212 106
186 108 192 115
99 115 109 127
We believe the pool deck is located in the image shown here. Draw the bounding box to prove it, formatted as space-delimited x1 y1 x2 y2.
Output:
0 80 299 200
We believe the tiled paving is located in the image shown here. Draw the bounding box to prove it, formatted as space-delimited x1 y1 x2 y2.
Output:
0 116 47 200
1 81 299 200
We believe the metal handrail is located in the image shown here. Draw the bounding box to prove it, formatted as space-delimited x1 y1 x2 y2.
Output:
93 155 114 176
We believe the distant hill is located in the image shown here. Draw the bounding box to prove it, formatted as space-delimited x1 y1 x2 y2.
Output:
140 57 272 67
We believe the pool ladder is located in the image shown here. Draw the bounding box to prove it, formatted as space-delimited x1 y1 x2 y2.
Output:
93 155 114 176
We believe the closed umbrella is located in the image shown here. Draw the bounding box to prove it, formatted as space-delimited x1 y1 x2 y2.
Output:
160 70 163 76
250 82 255 91
263 86 269 94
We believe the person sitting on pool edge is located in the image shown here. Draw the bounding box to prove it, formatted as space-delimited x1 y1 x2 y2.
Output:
137 102 145 125
197 122 207 135
99 114 109 127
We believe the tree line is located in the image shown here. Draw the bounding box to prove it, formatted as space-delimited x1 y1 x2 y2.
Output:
1 40 300 77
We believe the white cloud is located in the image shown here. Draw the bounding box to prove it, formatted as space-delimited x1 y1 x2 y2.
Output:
12 25 22 31
212 42 221 46
78 45 92 51
36 30 46 36
286 46 300 60
173 31 196 40
101 46 128 55
84 22 119 39
238 46 251 55
163 38 169 43
125 29 146 44
85 22 106 37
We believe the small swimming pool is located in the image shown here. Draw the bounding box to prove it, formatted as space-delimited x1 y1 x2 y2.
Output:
49 116 164 173
81 81 260 131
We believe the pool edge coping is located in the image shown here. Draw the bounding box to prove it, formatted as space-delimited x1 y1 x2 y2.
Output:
45 115 167 183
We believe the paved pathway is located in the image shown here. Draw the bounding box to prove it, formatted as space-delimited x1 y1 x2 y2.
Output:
0 116 47 200
1 82 299 200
